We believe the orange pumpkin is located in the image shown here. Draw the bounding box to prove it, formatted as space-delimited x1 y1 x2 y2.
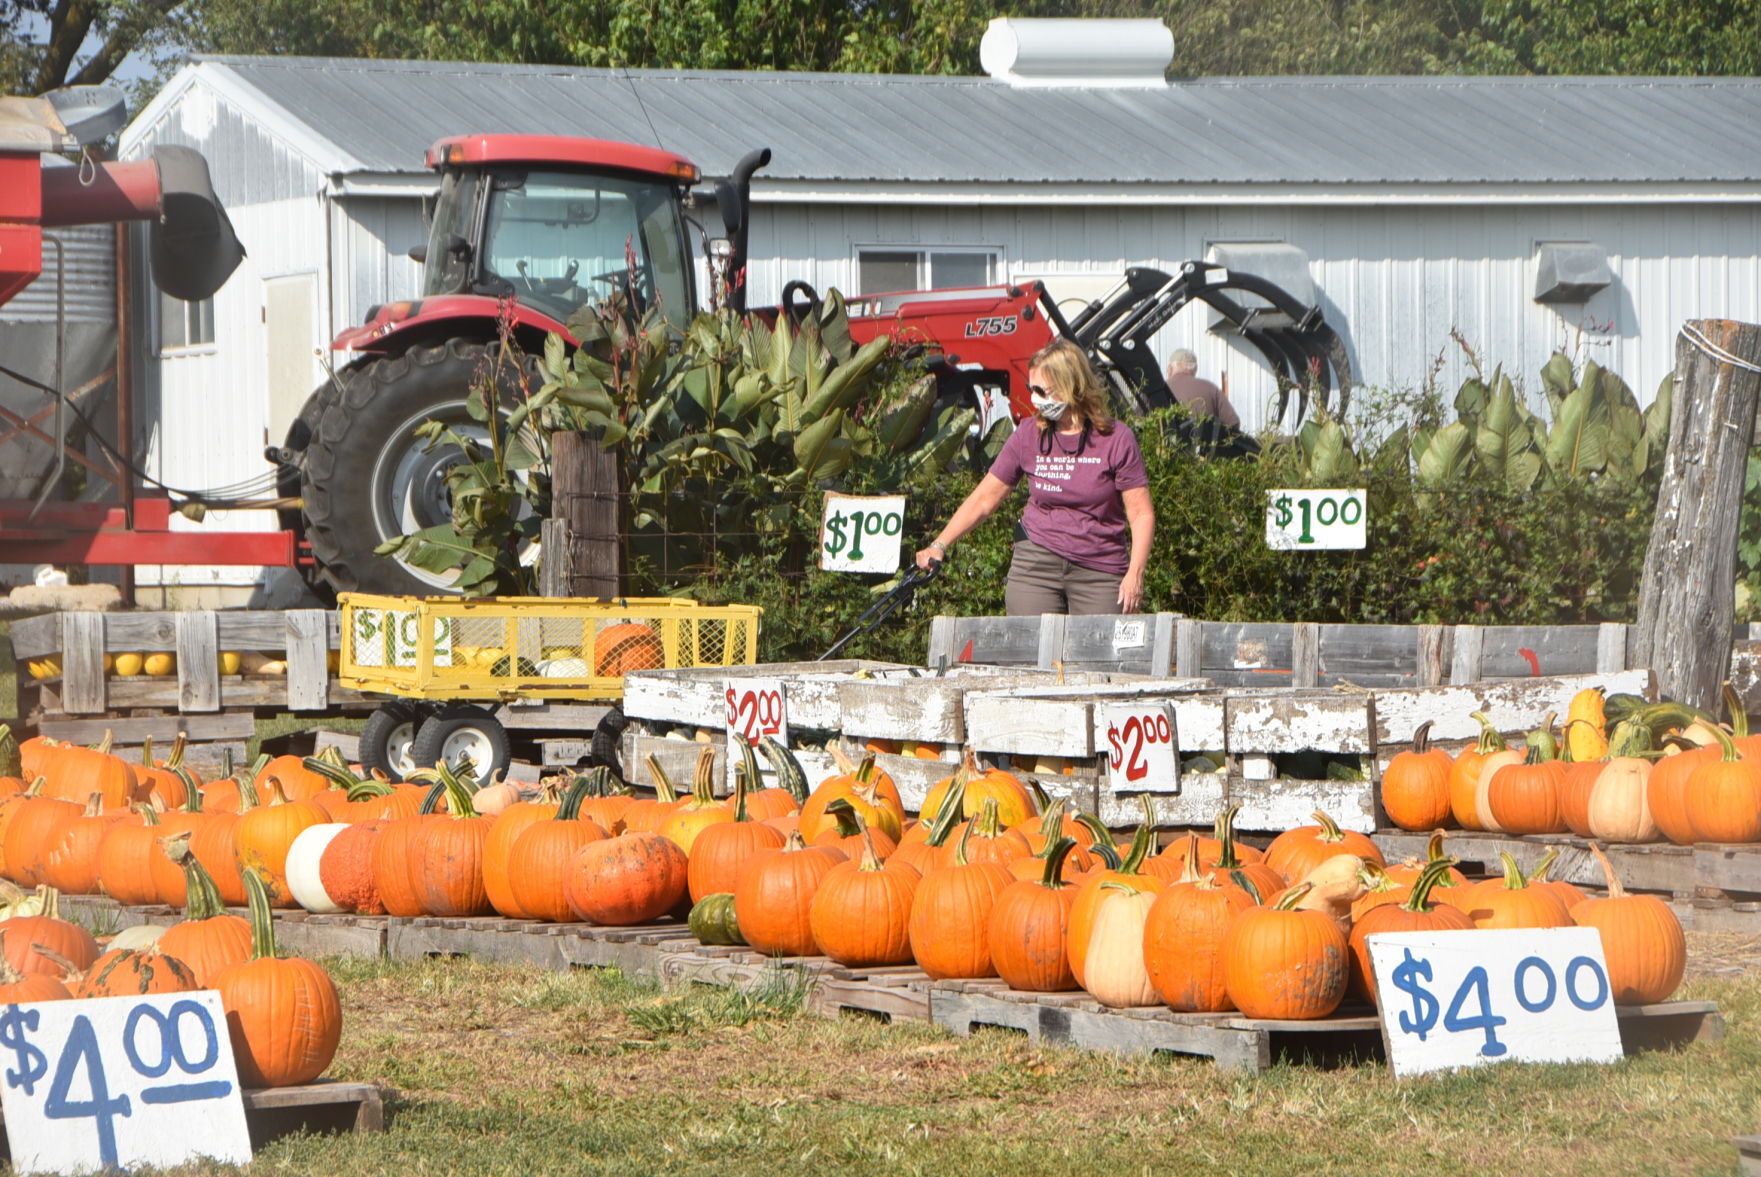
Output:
920 749 1034 828
989 837 1081 992
49 733 141 809
688 764 785 903
135 734 197 810
734 830 839 956
214 868 342 1087
1221 883 1349 1020
1347 855 1474 1004
1263 809 1383 885
482 779 563 919
1455 851 1574 929
0 886 99 977
1572 843 1686 1004
93 805 168 905
592 622 665 676
808 829 920 967
1484 730 1568 836
1141 832 1259 1012
3 789 81 886
74 946 199 999
409 770 495 916
1449 711 1509 830
507 773 613 923
233 779 329 908
1683 725 1761 844
317 821 387 914
156 833 252 986
798 747 904 844
906 820 1013 979
658 746 733 854
563 832 689 926
1381 720 1455 830
43 794 129 895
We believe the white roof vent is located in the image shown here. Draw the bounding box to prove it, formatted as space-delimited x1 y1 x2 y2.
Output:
980 18 1174 89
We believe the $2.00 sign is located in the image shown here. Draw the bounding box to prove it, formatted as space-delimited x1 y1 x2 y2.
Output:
821 493 906 573
1367 928 1623 1078
0 991 253 1175
1266 489 1366 550
725 677 788 746
1095 701 1180 794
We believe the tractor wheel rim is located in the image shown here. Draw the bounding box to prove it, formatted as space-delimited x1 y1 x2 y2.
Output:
386 722 417 778
369 401 541 591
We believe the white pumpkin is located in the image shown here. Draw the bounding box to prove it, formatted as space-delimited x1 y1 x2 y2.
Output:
538 657 590 679
108 923 167 952
285 823 351 914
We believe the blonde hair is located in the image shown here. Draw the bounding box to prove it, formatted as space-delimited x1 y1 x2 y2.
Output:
1030 339 1113 433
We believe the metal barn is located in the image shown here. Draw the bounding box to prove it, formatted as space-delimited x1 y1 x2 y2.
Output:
117 49 1761 600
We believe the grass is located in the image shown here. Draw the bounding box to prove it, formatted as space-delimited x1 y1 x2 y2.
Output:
131 948 1760 1177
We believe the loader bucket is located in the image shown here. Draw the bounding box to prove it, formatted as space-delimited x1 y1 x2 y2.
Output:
149 145 244 301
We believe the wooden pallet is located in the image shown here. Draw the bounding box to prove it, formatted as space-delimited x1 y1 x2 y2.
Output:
1736 1134 1761 1177
1376 829 1761 900
241 1080 384 1143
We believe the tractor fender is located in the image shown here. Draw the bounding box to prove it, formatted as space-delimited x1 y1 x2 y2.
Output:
331 293 578 355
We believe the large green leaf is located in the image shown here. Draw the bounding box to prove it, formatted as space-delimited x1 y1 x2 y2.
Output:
1474 382 1531 478
1305 417 1359 485
1543 380 1612 479
1539 352 1575 415
1416 422 1471 487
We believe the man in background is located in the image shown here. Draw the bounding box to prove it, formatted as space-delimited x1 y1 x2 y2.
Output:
1164 348 1240 428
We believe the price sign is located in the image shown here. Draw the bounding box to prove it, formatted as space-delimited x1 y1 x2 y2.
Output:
349 608 452 669
1367 929 1623 1078
1095 701 1179 794
1266 489 1366 550
725 677 788 746
821 493 906 573
0 992 252 1175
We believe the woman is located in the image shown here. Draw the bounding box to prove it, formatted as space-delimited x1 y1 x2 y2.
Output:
915 339 1154 615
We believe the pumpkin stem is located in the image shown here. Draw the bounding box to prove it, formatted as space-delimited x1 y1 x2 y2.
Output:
1401 855 1463 913
645 754 679 804
827 740 857 776
973 797 1004 840
1089 841 1122 870
556 771 599 822
437 763 482 820
1311 809 1345 843
140 734 155 766
1228 869 1264 904
1038 836 1076 888
824 797 863 838
1115 794 1157 874
1026 777 1052 816
1212 805 1247 869
162 832 227 919
39 885 62 922
136 802 161 826
303 755 366 791
689 746 718 807
1411 720 1434 756
220 747 235 779
1031 798 1069 852
1425 830 1447 864
757 737 808 804
95 730 115 756
782 828 808 853
1585 841 1627 899
952 813 977 867
923 776 967 848
1470 711 1506 756
855 826 886 871
241 866 281 960
173 767 203 812
729 758 752 822
1722 682 1749 740
418 780 449 815
31 943 83 985
1707 721 1743 764
1272 882 1315 911
1497 850 1540 890
731 735 763 817
1175 830 1206 885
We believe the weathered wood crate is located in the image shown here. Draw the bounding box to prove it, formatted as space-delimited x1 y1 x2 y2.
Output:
9 608 375 771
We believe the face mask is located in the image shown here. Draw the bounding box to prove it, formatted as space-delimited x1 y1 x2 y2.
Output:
1031 391 1068 421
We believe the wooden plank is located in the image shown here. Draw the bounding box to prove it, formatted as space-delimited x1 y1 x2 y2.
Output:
1696 845 1761 895
551 430 624 597
1450 624 1484 685
1096 773 1229 829
176 610 220 713
102 611 178 651
1597 623 1629 673
38 713 255 744
1291 623 1319 688
1737 1136 1761 1177
1372 668 1653 746
1373 831 1695 895
1199 622 1294 688
1478 625 1604 679
940 616 1043 668
285 610 331 712
314 730 361 760
537 517 570 598
1059 615 1164 676
241 1080 385 1135
1174 618 1201 678
1416 625 1446 687
60 611 106 715
71 677 375 710
1226 694 1373 754
925 616 956 669
621 660 903 728
836 668 1079 745
495 701 612 730
1228 777 1375 834
5 612 59 658
1149 613 1176 677
1036 613 1067 669
962 680 1213 759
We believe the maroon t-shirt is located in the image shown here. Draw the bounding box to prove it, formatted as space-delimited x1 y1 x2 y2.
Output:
988 421 1148 575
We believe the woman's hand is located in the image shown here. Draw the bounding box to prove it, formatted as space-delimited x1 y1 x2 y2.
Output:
914 546 944 570
1118 568 1145 613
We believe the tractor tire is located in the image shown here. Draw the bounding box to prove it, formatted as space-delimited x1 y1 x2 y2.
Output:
409 703 511 787
298 339 537 599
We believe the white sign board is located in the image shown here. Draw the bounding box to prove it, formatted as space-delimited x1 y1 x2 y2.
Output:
1266 489 1367 550
0 991 253 1175
349 607 452 668
725 677 789 746
820 493 906 573
1095 701 1179 794
1367 928 1623 1078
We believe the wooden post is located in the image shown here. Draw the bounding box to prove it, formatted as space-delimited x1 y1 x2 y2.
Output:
1632 319 1761 709
1416 624 1446 687
1450 625 1484 685
1174 618 1202 679
1291 622 1319 688
547 430 623 599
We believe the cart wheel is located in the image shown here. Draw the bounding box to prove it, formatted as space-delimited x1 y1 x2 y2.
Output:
358 701 430 783
410 704 511 787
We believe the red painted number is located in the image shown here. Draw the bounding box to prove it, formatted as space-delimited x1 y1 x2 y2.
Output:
725 687 784 742
1106 712 1171 783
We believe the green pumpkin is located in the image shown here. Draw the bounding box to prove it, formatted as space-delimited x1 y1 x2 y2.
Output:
687 893 745 946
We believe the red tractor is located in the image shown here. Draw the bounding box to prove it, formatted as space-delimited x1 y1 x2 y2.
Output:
283 134 1351 599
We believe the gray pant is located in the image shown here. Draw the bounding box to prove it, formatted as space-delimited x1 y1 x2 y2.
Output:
1004 540 1124 616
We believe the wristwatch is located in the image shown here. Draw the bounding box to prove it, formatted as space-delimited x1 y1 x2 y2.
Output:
926 540 948 555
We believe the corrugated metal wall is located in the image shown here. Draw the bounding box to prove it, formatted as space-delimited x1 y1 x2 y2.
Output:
124 81 330 588
747 200 1761 432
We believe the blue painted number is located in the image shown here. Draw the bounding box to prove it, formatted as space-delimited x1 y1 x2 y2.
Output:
1443 966 1509 1058
44 1015 132 1169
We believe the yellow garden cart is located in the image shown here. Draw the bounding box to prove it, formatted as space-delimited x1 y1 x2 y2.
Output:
337 593 761 784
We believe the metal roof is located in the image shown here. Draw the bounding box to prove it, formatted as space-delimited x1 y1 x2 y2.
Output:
187 55 1761 188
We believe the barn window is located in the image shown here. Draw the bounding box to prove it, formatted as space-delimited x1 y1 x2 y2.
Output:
857 247 1000 295
159 290 215 351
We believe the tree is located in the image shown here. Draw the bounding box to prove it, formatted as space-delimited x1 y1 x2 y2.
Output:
1 0 192 96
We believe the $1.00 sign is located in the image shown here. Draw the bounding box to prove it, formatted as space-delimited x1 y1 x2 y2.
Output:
821 493 906 573
725 677 788 746
0 991 253 1174
1367 928 1623 1078
1266 489 1366 550
1095 701 1179 794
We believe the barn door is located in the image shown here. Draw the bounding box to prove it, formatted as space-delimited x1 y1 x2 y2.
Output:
264 273 317 444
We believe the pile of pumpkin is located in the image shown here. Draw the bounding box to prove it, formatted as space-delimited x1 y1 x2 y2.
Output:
0 726 340 1088
1381 685 1761 846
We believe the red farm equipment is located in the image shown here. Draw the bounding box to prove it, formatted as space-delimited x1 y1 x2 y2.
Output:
0 86 260 572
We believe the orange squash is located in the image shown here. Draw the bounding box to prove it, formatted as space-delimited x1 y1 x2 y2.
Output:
1449 711 1509 830
1380 720 1454 831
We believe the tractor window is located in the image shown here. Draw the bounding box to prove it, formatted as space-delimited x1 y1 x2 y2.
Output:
423 170 480 297
477 170 692 324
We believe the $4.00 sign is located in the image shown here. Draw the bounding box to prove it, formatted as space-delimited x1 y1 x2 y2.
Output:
0 991 252 1174
1266 489 1366 550
725 677 788 746
1367 928 1623 1078
821 493 906 573
1095 701 1180 794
